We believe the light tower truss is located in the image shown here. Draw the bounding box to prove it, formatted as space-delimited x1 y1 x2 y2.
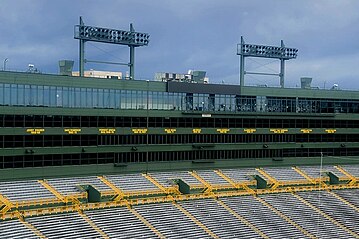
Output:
74 16 150 79
237 36 298 88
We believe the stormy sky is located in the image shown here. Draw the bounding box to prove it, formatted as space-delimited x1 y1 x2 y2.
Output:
1 0 359 89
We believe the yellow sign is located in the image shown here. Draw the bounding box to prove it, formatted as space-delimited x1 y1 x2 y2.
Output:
325 129 336 134
165 128 176 134
270 129 288 134
132 128 148 134
217 128 230 134
244 129 256 134
193 128 202 134
64 129 81 134
99 128 116 134
26 128 45 135
301 129 312 134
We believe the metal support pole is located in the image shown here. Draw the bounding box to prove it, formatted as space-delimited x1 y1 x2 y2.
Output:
146 80 149 173
79 16 85 77
3 58 8 71
129 23 135 80
240 36 245 86
130 46 135 80
280 40 285 88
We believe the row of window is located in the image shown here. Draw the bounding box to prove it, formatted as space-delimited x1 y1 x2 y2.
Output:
1 83 359 113
1 115 359 128
0 134 357 148
0 148 357 169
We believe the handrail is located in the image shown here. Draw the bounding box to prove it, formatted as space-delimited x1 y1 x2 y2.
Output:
254 196 317 239
189 171 213 193
217 199 270 239
256 168 281 189
142 173 179 194
335 165 357 186
293 193 359 238
292 166 317 184
128 207 165 238
97 176 126 201
0 193 14 215
173 202 219 239
38 179 66 203
78 211 110 239
214 169 240 188
1 182 357 220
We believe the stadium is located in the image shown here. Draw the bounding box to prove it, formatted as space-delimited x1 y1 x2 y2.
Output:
0 17 359 238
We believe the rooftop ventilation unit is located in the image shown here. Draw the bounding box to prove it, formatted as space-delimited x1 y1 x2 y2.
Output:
300 77 312 89
59 60 74 76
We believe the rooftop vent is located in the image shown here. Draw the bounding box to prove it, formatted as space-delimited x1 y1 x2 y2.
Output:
59 60 74 76
300 77 312 89
331 84 339 90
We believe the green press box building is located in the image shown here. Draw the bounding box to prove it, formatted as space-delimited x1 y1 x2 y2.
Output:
0 71 359 179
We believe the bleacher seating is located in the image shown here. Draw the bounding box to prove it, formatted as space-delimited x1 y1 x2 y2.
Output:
105 174 158 193
334 189 359 208
27 212 102 238
220 168 257 183
196 170 231 186
150 171 203 188
0 180 55 202
261 167 306 181
262 193 354 238
221 196 305 238
342 164 359 177
298 165 347 179
86 207 158 238
0 219 37 239
135 202 210 238
0 166 358 238
180 198 261 238
47 176 112 196
298 191 359 234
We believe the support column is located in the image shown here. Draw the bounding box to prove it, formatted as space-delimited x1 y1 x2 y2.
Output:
129 46 135 80
129 23 135 80
280 40 285 88
79 16 85 77
240 36 245 86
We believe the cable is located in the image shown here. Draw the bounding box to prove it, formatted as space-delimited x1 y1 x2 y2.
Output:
87 42 126 62
247 58 278 73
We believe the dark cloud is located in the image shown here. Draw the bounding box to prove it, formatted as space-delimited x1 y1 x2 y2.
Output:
1 0 359 89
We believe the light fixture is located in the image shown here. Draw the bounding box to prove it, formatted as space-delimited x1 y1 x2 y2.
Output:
75 25 150 47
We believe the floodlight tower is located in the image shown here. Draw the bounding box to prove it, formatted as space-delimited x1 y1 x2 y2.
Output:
237 36 298 88
74 16 150 79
